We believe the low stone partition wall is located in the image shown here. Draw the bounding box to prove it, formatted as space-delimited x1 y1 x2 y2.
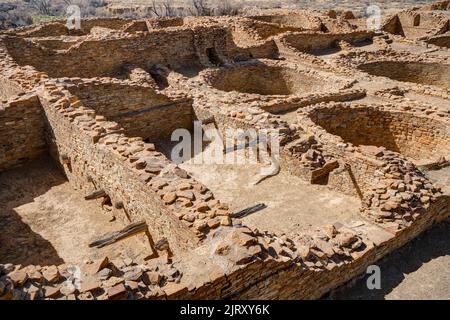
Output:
247 12 323 31
296 102 449 231
260 89 365 114
0 93 46 171
236 197 448 299
427 35 450 48
357 61 450 90
281 31 374 52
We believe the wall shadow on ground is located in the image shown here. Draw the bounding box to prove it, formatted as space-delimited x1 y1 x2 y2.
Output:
0 156 65 267
328 218 450 299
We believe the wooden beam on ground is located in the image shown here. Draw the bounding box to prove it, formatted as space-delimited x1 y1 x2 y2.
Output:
89 221 148 248
84 189 107 200
231 203 267 219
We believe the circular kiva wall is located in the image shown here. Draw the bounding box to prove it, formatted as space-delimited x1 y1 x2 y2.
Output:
207 65 327 96
308 105 450 162
357 61 450 89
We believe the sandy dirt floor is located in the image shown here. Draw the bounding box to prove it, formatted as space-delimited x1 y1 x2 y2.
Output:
179 144 362 236
0 156 150 267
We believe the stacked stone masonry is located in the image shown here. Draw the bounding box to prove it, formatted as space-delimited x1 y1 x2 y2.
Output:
0 3 449 300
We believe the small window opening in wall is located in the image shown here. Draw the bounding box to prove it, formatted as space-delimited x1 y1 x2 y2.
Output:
206 47 222 66
413 15 420 26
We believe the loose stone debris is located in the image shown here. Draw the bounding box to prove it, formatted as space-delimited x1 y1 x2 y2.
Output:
0 2 449 300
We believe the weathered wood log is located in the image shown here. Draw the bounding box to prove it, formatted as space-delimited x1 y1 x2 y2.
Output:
89 221 148 248
231 203 267 219
84 189 107 200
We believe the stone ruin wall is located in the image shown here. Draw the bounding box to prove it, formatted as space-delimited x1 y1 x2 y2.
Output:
5 18 137 38
382 10 449 39
307 105 450 161
161 194 448 300
0 75 24 100
38 84 201 255
357 61 450 89
65 80 194 141
0 26 233 79
0 7 449 300
0 94 46 171
281 30 373 52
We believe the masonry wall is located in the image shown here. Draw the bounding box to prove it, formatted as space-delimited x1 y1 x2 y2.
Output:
67 83 194 141
3 26 238 79
248 14 322 31
0 94 46 171
168 196 449 300
0 75 24 101
236 197 449 299
39 90 200 254
427 35 450 48
395 12 446 38
2 31 196 78
282 31 373 52
357 61 450 89
12 18 132 37
308 106 450 161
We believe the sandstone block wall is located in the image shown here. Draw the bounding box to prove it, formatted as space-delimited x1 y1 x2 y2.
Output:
39 88 200 254
282 31 373 52
9 18 133 38
384 11 449 38
165 195 448 300
2 26 240 79
0 75 24 100
427 35 450 48
1 11 449 301
67 82 194 141
358 61 450 89
0 94 46 171
308 105 450 161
